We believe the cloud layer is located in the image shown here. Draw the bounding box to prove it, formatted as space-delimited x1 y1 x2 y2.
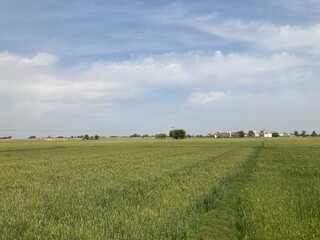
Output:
1 49 318 121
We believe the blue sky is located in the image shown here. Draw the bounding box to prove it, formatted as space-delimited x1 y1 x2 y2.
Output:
1 0 320 137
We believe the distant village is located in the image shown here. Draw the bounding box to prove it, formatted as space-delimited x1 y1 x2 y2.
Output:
209 130 287 138
207 129 317 138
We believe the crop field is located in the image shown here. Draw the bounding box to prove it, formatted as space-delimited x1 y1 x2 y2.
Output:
0 138 319 239
235 139 320 239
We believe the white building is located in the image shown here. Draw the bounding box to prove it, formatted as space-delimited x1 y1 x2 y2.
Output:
264 133 272 138
253 131 260 137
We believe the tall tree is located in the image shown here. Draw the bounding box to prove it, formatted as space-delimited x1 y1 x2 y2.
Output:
169 129 186 139
311 131 318 137
83 134 89 140
272 132 280 137
238 130 245 138
247 130 255 137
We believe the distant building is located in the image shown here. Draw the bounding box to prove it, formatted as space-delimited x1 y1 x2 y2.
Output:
264 133 272 138
210 129 296 138
253 131 260 137
279 133 293 137
212 131 242 138
260 130 272 138
231 132 242 138
214 131 232 138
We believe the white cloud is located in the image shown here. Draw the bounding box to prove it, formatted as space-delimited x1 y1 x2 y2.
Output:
18 52 59 66
0 52 19 65
188 91 227 105
0 50 318 118
184 16 320 55
263 24 320 54
200 51 305 84
0 52 58 67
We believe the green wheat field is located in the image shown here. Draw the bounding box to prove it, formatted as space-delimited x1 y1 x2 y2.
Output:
0 138 319 239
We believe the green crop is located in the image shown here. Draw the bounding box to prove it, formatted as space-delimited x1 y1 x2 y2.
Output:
1 138 319 239
235 138 320 239
0 139 258 239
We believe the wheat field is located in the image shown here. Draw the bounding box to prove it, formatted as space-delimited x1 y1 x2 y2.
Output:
0 138 319 239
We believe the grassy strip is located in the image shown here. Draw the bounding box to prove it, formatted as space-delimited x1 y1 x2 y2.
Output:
191 141 264 240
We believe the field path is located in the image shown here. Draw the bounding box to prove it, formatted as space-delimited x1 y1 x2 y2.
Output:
191 141 265 240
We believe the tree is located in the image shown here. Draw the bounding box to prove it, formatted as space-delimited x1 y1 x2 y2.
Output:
311 131 318 137
94 135 99 140
301 130 307 137
294 131 299 136
0 136 12 139
29 136 36 139
82 134 89 140
155 133 167 139
169 129 186 139
247 130 255 137
129 133 141 138
272 132 279 137
238 130 245 138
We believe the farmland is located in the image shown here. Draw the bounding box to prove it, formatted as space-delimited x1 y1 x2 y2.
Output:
0 138 319 239
193 138 320 240
234 139 320 239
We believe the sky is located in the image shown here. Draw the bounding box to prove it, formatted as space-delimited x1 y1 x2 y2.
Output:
1 0 320 137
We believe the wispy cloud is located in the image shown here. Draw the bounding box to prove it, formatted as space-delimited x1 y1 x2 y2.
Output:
188 91 228 105
0 52 58 66
271 0 320 15
18 53 59 66
1 50 318 118
183 16 320 55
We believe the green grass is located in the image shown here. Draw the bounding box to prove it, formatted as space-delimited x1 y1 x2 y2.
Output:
0 138 319 239
193 138 320 240
0 139 259 239
235 138 320 239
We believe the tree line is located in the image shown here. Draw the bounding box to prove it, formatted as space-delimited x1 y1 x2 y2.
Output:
2 129 320 140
